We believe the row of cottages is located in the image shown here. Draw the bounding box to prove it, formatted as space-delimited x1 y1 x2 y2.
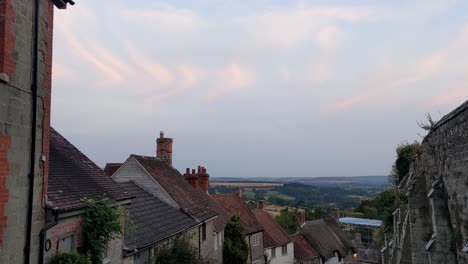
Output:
44 129 229 263
43 128 354 264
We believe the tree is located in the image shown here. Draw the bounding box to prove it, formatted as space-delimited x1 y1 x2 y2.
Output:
80 198 124 264
49 252 91 264
223 215 248 264
389 142 420 186
155 236 205 264
275 208 297 234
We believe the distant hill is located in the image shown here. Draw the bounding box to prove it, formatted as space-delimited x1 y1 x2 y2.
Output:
211 176 391 188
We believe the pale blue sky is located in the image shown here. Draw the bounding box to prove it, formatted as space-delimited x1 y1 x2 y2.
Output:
51 0 468 177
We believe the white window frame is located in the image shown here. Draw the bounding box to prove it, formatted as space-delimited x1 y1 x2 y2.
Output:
271 247 276 258
282 245 287 255
251 233 260 247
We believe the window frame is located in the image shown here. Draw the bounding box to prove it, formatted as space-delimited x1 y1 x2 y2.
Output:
281 244 287 256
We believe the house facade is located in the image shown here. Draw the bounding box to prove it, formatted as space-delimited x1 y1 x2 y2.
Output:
0 0 74 262
109 132 225 263
212 193 265 264
253 208 294 264
44 128 133 263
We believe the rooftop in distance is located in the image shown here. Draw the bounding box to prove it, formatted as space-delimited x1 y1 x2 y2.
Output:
339 217 383 227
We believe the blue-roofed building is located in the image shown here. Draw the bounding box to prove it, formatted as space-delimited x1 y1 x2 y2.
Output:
339 217 383 228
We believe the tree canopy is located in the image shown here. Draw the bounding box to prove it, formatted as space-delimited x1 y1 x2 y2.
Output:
223 215 249 264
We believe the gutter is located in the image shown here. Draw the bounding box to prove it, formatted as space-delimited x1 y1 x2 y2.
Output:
24 0 40 262
39 211 59 264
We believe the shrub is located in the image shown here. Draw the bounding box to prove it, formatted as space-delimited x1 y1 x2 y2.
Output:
223 215 248 264
48 252 91 264
154 236 206 264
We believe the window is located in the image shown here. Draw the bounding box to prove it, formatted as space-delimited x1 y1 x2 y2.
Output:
201 223 207 241
134 249 150 264
271 247 276 258
57 233 74 253
282 245 287 255
218 231 223 246
251 233 260 247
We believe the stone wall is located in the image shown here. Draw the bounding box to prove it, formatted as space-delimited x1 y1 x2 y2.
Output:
0 0 54 263
387 101 468 264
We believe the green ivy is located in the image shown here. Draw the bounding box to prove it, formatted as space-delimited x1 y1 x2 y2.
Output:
48 252 91 264
155 236 207 264
80 198 124 264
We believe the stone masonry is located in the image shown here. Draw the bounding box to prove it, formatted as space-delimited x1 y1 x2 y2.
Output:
384 100 468 264
0 0 54 263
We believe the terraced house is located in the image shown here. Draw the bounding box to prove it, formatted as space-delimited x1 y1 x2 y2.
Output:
107 132 227 263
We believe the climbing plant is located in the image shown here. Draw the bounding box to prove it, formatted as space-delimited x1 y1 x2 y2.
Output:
80 198 124 264
48 252 91 264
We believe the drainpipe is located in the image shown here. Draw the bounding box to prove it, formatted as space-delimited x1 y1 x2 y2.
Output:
24 0 40 263
39 211 59 264
198 225 202 258
248 235 253 264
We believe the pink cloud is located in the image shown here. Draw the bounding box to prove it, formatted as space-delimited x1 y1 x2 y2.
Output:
204 63 255 101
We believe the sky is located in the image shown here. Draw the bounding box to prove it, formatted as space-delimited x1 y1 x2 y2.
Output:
51 0 468 178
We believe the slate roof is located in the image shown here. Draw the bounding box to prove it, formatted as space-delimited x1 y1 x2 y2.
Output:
300 219 354 261
104 163 123 176
290 234 320 261
48 128 133 212
212 193 263 235
118 182 198 254
253 209 291 248
132 155 218 222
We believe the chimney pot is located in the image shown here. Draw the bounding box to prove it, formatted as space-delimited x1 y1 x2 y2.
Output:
258 200 265 210
297 209 306 227
192 169 196 174
186 168 190 174
160 131 164 138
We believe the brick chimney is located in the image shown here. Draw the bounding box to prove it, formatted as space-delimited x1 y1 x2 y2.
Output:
197 166 210 194
184 168 198 190
297 209 306 227
156 131 173 166
330 207 340 221
257 200 265 210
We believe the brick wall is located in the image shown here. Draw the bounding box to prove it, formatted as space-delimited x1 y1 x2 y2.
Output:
0 0 54 262
0 135 11 244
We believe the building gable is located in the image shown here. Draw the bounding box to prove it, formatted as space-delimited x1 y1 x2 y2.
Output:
112 156 179 208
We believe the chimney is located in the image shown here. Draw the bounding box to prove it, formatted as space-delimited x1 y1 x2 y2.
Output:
197 166 210 194
297 209 306 227
257 200 265 210
330 207 340 221
184 168 198 190
236 187 243 198
156 131 173 166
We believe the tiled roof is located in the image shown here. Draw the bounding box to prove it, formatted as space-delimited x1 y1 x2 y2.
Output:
118 182 198 253
300 219 354 260
132 155 218 222
212 193 263 235
253 209 291 248
290 234 320 261
104 163 123 176
48 128 132 212
206 195 231 233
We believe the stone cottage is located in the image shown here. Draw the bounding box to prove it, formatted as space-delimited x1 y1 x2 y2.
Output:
117 181 199 264
212 192 265 264
45 128 133 263
253 207 294 264
108 132 225 263
298 217 355 264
